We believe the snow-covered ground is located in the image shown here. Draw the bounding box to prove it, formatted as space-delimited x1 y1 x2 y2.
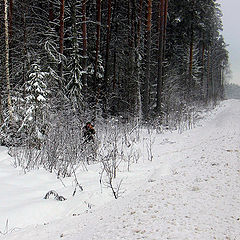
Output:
1 99 240 240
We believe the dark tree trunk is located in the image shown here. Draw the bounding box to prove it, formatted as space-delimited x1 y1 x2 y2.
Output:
143 0 152 120
189 28 194 87
163 0 168 57
126 0 140 118
136 0 143 47
49 1 54 22
103 0 112 92
206 48 212 102
156 0 165 114
134 0 143 119
94 0 102 94
200 40 205 99
22 0 27 91
4 0 13 119
9 0 13 40
112 0 118 91
82 0 87 88
59 0 65 82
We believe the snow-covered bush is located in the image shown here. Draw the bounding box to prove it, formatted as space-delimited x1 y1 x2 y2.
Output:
97 119 140 198
0 62 50 148
39 109 84 177
20 63 50 148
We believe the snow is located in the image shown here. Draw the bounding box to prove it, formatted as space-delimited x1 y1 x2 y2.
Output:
1 99 240 240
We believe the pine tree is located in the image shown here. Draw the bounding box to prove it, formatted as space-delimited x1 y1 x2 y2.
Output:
142 0 152 120
20 63 50 148
4 0 13 120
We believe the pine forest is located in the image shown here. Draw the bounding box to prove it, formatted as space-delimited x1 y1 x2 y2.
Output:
0 0 229 177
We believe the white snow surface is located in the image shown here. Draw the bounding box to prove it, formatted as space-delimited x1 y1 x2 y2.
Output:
1 99 240 240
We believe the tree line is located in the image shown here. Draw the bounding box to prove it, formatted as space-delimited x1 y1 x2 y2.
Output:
224 83 240 100
0 0 228 146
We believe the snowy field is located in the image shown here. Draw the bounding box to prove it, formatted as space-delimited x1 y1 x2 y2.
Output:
1 99 240 240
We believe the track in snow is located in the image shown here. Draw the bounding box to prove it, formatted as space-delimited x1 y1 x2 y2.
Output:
1 99 240 240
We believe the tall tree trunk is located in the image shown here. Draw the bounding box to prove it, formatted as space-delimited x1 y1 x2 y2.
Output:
59 0 65 83
136 0 143 47
49 1 54 22
92 0 102 118
112 0 118 91
103 0 112 92
188 0 195 93
188 28 194 90
82 0 87 88
9 0 13 40
8 0 13 94
156 0 165 114
200 40 205 100
72 0 78 82
22 1 27 92
143 0 152 120
134 0 143 120
94 0 102 94
127 0 132 114
206 48 212 103
163 0 168 57
220 65 224 99
4 0 13 120
127 0 141 118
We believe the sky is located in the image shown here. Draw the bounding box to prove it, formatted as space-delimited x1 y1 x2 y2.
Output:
218 0 240 85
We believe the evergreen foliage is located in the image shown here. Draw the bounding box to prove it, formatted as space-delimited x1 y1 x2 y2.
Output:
0 0 228 148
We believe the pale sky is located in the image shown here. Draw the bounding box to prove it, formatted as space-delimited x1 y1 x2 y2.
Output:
218 0 240 85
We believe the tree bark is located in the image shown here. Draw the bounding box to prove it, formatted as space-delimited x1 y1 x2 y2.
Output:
72 0 78 86
94 0 102 93
112 0 118 91
136 0 143 47
188 28 194 87
206 48 212 102
103 0 112 92
59 0 65 82
82 0 87 88
9 0 13 40
134 0 143 120
163 0 168 57
91 0 102 118
142 0 152 120
49 1 54 22
188 0 196 93
4 0 13 120
156 0 165 114
127 0 138 117
22 1 27 91
200 40 205 99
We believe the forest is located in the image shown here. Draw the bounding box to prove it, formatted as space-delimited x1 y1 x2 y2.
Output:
0 0 229 178
224 83 240 99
